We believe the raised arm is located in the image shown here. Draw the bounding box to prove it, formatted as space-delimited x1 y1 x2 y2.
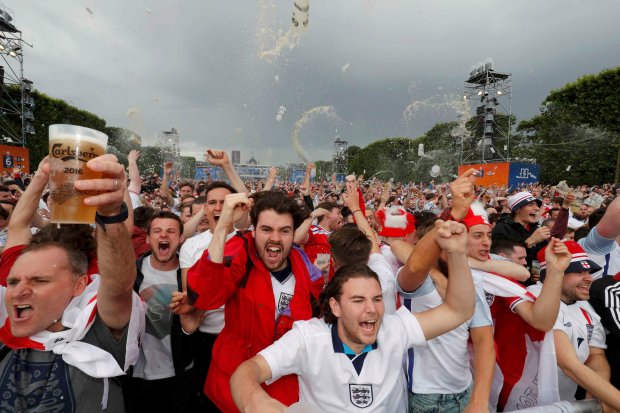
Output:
263 167 278 191
398 169 477 292
5 157 50 250
592 195 620 240
160 161 175 207
74 154 135 339
208 193 252 264
294 207 330 245
127 150 142 195
207 149 248 194
182 203 206 239
514 238 570 331
343 180 379 253
414 220 475 340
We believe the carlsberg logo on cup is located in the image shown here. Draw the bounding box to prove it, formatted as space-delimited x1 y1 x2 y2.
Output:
48 124 108 224
51 143 100 163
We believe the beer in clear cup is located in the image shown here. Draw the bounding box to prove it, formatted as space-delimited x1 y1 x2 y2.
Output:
48 124 108 224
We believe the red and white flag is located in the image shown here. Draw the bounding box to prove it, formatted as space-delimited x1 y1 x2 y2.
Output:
472 269 560 411
0 275 145 378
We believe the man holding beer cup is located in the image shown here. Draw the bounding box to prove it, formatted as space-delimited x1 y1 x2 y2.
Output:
0 125 144 411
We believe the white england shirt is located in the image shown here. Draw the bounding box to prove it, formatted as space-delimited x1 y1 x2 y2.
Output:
259 307 426 412
179 229 235 334
553 299 606 401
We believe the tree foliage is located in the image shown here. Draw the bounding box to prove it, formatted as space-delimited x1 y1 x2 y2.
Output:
515 66 620 184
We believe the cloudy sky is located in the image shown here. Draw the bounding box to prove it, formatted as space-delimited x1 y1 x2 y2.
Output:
9 0 620 164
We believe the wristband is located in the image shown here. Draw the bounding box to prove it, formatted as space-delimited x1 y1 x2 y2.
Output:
351 209 362 215
95 202 129 232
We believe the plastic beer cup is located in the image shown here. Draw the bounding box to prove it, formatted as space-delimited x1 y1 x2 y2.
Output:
48 124 108 224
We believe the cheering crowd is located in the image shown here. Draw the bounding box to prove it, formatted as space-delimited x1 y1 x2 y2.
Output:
0 148 620 413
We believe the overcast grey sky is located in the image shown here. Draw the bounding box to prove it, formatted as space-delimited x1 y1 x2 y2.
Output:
10 0 620 164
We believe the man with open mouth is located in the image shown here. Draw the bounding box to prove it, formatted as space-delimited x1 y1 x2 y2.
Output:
230 219 476 412
185 190 322 412
124 211 196 412
0 154 143 412
492 191 548 266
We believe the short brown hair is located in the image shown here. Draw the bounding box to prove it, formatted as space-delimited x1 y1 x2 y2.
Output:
147 211 184 235
328 225 371 267
316 202 340 224
249 191 308 230
22 242 88 277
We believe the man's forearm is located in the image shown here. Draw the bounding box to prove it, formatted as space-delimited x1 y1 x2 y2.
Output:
529 266 563 331
208 225 230 264
96 221 136 332
222 164 248 194
562 359 620 411
471 257 530 281
160 173 173 205
445 251 475 320
596 195 620 239
128 162 141 194
183 208 205 239
470 326 495 408
586 353 611 382
231 359 274 413
398 228 441 292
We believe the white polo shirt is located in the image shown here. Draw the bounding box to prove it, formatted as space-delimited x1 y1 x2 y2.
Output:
179 229 235 334
259 307 426 412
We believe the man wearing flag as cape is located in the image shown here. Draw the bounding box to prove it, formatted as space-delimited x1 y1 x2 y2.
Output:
0 154 144 411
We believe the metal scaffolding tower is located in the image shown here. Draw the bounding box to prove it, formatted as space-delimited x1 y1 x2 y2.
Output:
462 61 512 164
332 135 347 176
0 3 34 147
157 127 181 170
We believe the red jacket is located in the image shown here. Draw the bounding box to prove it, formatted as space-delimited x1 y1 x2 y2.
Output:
188 232 321 413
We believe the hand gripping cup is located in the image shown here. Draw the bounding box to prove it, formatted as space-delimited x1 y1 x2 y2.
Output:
48 125 108 224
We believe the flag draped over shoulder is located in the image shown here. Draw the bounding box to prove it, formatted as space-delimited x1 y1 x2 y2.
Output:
0 275 145 378
472 269 560 411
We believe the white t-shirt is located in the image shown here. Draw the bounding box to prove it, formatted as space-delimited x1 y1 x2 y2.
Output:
399 276 492 394
553 299 606 401
271 269 296 319
132 257 177 380
379 244 402 280
259 307 426 412
368 253 397 314
526 283 607 401
589 242 620 280
179 230 235 334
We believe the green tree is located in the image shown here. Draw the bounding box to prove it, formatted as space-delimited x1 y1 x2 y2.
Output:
516 66 620 184
1 88 108 169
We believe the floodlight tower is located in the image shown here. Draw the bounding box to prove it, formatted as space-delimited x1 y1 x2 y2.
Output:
332 135 348 175
462 61 512 164
0 3 34 148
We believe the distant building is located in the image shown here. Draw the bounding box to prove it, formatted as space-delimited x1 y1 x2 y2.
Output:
195 155 270 181
232 150 241 165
